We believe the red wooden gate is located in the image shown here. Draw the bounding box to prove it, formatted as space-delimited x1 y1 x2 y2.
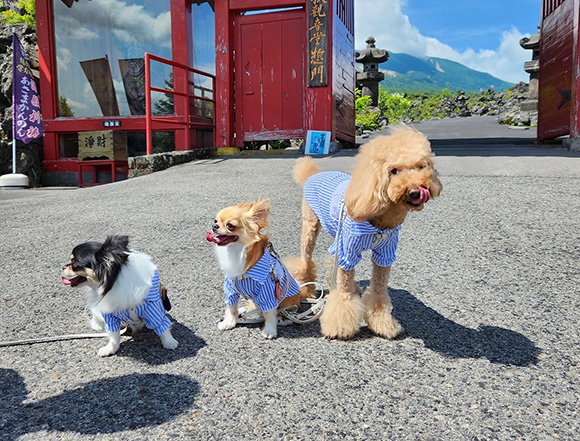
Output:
538 0 573 141
234 10 305 145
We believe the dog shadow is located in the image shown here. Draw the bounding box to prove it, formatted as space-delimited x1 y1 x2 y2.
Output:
358 282 540 366
111 318 207 365
0 368 199 441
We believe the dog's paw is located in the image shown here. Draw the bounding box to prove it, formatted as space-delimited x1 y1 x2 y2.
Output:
362 290 404 339
217 315 237 331
97 343 119 357
366 313 404 339
320 291 364 339
160 330 178 350
261 324 278 339
162 336 178 350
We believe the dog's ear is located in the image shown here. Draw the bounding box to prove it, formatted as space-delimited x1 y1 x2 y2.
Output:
249 199 270 228
95 235 130 295
344 146 388 221
103 235 130 251
429 168 443 198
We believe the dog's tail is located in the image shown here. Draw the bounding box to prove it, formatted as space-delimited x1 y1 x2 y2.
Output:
293 156 320 188
159 282 171 311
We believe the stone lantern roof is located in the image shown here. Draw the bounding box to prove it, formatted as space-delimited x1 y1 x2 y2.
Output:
355 36 389 67
520 30 540 75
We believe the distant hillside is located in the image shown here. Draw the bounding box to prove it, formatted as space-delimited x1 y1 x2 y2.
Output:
370 52 515 93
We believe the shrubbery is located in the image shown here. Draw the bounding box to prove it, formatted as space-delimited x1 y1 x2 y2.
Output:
355 85 528 132
0 0 36 28
354 90 381 131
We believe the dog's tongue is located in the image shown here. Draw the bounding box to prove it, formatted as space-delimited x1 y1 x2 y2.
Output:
206 232 219 244
60 275 86 287
206 232 236 246
417 186 431 204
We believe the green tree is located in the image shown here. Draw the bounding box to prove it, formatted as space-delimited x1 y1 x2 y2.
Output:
58 96 75 117
154 73 174 115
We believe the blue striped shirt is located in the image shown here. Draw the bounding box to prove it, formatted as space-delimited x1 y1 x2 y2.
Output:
224 247 300 311
102 271 170 336
304 171 400 270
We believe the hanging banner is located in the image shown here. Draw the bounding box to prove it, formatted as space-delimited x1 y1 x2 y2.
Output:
307 0 329 87
80 57 120 116
12 33 43 144
119 58 146 115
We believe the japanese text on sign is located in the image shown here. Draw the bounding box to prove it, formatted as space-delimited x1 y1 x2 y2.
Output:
307 0 328 87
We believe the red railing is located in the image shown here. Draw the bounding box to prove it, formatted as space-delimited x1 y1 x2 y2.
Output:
144 53 216 155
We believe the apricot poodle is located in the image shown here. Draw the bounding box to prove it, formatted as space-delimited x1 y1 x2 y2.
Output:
289 124 442 339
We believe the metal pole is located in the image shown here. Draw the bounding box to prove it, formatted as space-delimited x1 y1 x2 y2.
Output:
12 139 16 174
12 27 16 174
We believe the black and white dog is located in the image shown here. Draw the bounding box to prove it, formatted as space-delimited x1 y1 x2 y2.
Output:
61 235 178 356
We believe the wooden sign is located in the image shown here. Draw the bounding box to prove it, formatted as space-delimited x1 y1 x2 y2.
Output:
78 130 128 161
307 0 329 87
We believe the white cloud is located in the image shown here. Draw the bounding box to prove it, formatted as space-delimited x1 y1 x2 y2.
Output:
355 0 531 83
56 47 72 73
56 0 171 48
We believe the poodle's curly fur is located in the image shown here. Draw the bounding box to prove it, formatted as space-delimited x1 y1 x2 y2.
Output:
289 124 442 339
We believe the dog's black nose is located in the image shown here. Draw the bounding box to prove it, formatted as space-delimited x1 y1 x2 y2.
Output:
212 223 219 232
408 189 420 200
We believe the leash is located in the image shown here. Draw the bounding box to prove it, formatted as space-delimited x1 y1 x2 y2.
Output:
278 281 326 324
230 242 327 325
330 201 346 290
0 327 128 348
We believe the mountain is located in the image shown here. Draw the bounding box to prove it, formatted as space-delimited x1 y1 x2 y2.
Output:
371 52 515 93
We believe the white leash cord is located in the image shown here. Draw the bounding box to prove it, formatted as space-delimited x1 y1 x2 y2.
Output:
278 281 327 324
0 333 108 347
0 327 128 348
330 202 346 290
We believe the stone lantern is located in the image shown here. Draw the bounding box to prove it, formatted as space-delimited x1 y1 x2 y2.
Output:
356 36 389 106
519 28 540 125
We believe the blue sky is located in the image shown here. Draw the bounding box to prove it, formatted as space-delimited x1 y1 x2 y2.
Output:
355 0 541 83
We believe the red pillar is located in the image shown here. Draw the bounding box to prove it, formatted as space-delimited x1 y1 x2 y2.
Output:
571 0 580 139
215 0 235 147
170 0 192 150
35 0 59 162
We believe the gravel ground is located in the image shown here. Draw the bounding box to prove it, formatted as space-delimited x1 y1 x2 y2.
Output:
1 117 579 440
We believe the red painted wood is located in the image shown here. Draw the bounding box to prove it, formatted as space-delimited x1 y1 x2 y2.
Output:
36 0 210 175
571 0 580 137
170 0 191 151
216 0 355 148
35 0 59 162
229 0 303 11
77 160 128 187
263 20 284 131
215 0 235 147
538 0 574 141
235 9 305 145
282 14 305 131
237 20 262 139
332 0 355 144
304 0 332 135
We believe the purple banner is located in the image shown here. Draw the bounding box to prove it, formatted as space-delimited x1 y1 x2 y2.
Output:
12 33 43 144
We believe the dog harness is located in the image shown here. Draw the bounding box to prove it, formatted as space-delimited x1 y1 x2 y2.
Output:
303 171 400 271
102 271 171 336
223 245 300 312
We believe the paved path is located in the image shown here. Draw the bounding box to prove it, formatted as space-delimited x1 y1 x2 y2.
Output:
1 117 579 440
